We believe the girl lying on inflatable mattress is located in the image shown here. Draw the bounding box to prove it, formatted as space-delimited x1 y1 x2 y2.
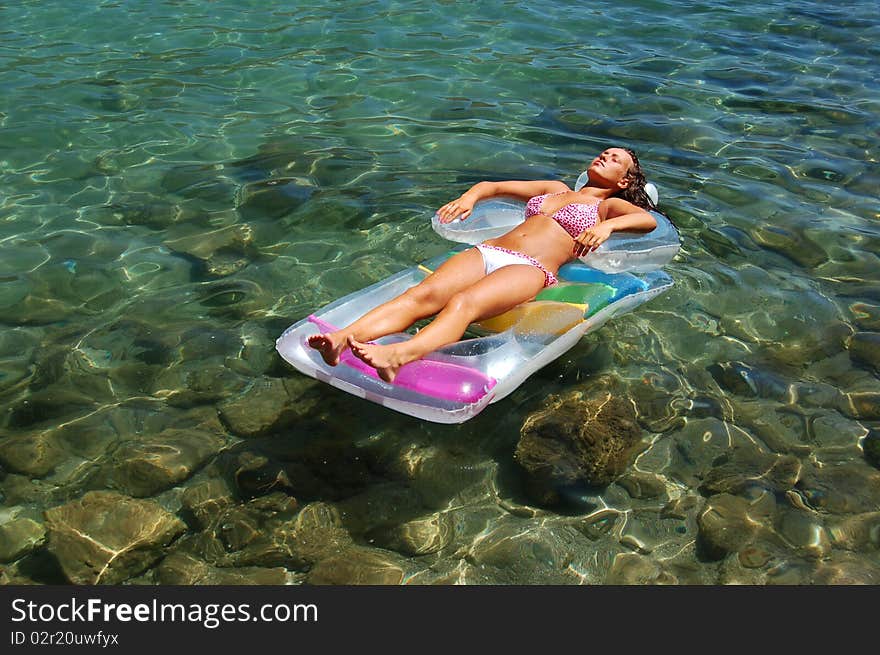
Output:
308 147 658 383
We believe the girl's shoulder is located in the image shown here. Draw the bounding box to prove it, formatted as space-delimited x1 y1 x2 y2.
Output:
600 196 643 218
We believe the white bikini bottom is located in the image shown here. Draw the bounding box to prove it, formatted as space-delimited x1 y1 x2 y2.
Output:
474 245 557 287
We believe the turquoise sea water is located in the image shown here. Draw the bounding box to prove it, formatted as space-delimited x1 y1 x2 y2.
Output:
1 0 879 584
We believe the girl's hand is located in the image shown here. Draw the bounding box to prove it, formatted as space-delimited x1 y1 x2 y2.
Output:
573 223 614 257
437 195 476 223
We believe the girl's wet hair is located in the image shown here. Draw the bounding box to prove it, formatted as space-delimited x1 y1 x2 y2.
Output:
614 147 656 210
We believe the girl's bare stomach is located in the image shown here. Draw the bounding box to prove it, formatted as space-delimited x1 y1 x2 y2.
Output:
482 215 574 272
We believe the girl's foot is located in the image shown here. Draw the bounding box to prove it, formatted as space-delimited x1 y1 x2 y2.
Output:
348 337 407 383
307 332 348 366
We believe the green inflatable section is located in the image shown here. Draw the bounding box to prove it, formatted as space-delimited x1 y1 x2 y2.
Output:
536 283 616 316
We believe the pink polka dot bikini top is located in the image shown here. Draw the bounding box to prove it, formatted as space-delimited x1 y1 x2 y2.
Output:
525 192 600 238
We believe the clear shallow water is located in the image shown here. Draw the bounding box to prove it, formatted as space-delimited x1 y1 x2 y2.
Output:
1 0 879 584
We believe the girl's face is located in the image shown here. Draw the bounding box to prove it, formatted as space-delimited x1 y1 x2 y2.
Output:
588 148 634 188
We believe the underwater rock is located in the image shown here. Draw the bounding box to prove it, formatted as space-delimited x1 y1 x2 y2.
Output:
94 428 227 498
29 352 117 406
1 475 49 507
706 361 790 401
826 512 880 552
715 543 783 584
97 194 182 229
157 363 249 408
792 380 846 410
810 552 880 585
775 322 853 370
224 137 312 186
192 279 274 321
181 478 236 531
0 274 33 320
0 518 47 562
498 497 550 520
44 491 186 584
0 430 68 478
218 509 262 553
661 417 769 488
696 492 777 562
365 512 455 557
763 560 817 585
306 546 413 585
750 222 828 269
218 433 379 503
850 302 880 331
290 500 341 532
160 163 239 204
223 450 297 500
0 331 38 395
179 404 229 434
276 501 354 569
628 386 687 434
776 509 832 559
70 322 173 398
3 291 78 326
6 387 98 431
660 494 705 521
405 559 505 585
85 316 179 363
156 530 230 565
606 552 678 585
794 462 880 514
686 394 728 420
223 323 280 378
823 276 880 307
459 521 583 585
180 493 303 569
0 547 69 586
288 191 374 237
864 429 880 469
849 332 880 374
164 224 256 278
237 178 315 220
571 508 622 542
727 400 813 456
218 378 301 438
27 345 69 391
335 482 432 538
515 390 642 505
31 257 128 314
616 471 668 500
837 391 880 420
156 551 289 585
41 405 138 464
185 496 354 573
618 525 654 554
809 411 869 452
737 544 774 569
652 543 716 585
699 447 801 496
617 509 692 557
177 327 242 361
381 443 500 510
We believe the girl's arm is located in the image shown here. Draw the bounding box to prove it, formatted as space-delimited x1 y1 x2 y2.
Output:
572 198 657 257
437 179 568 223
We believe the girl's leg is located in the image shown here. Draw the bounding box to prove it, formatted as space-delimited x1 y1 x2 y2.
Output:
349 264 546 381
308 247 486 365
